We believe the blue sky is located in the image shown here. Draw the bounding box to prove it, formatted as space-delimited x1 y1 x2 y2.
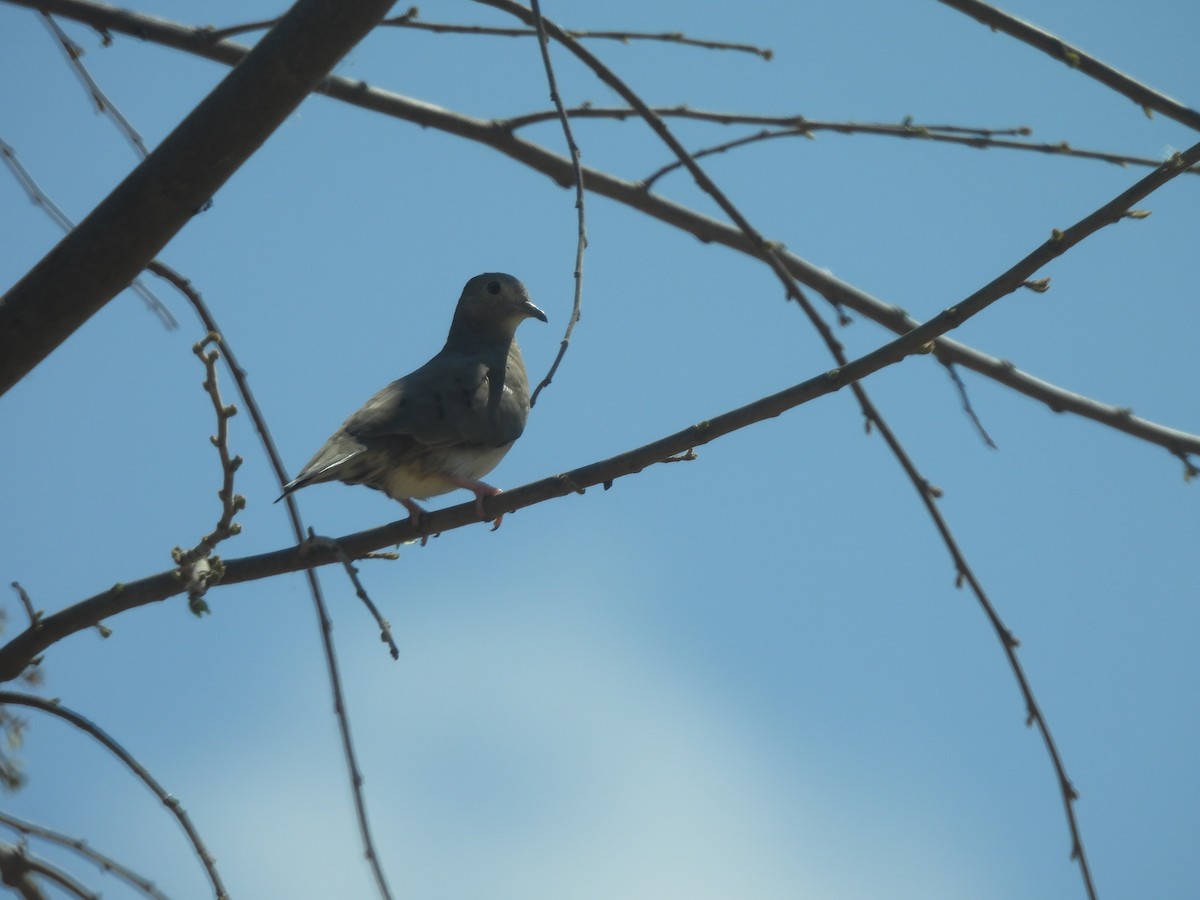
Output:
1 1 1197 898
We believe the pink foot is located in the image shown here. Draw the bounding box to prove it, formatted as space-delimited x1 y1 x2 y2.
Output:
399 498 427 526
448 477 504 528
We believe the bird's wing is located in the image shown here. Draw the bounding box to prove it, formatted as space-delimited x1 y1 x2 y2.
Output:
346 351 516 449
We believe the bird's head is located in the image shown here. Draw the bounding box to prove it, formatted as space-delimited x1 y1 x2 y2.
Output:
448 273 547 345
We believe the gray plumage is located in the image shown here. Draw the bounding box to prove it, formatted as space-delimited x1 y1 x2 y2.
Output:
279 273 546 523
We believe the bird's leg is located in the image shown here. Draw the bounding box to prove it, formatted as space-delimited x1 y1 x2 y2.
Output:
448 476 504 529
398 498 430 545
399 498 427 527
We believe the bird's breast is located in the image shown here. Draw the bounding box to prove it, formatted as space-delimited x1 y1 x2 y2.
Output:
377 441 514 500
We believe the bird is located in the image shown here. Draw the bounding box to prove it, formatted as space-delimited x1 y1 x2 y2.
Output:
278 272 546 527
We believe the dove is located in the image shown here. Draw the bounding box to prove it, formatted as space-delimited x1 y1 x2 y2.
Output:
279 272 546 527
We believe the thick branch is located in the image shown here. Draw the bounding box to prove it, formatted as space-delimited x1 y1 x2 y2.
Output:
2 134 1195 683
6 0 1195 461
0 0 396 395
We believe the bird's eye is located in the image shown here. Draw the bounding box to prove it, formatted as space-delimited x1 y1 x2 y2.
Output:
486 280 502 295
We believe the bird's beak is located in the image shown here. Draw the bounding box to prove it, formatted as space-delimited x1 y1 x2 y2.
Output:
523 300 548 323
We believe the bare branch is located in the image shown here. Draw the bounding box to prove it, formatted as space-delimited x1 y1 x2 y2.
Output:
511 105 1197 179
0 692 228 899
202 7 774 59
383 15 775 59
301 565 395 899
639 120 1198 188
937 0 1200 130
505 105 1033 130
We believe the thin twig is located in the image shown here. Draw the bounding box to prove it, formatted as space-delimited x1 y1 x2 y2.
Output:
201 8 773 58
39 13 148 156
0 811 168 900
528 0 587 407
0 136 176 329
0 692 228 899
171 335 245 615
944 363 998 449
937 0 1200 131
1174 451 1200 482
306 530 400 660
386 19 774 59
640 121 1196 188
9 584 40 629
504 105 1032 131
508 107 1197 183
